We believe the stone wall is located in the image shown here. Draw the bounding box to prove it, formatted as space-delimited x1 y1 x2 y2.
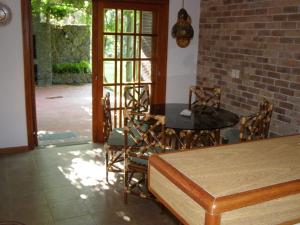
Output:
197 0 300 135
32 19 53 86
51 25 90 64
33 22 91 85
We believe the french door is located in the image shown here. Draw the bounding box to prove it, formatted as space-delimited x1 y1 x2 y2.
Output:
92 0 169 142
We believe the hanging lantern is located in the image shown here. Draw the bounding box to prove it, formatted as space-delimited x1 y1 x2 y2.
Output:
171 2 194 48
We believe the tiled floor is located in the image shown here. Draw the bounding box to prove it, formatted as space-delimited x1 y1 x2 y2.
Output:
0 144 177 225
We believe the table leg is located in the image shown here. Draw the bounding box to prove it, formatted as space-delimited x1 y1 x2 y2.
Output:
205 212 221 225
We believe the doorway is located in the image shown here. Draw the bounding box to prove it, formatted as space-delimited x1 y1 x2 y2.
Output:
93 0 169 142
23 0 168 148
31 0 93 146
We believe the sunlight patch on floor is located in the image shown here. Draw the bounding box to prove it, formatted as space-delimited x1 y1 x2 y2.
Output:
56 146 120 192
116 211 132 223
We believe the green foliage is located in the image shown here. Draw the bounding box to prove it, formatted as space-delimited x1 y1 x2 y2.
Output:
31 0 92 24
45 4 74 20
53 60 91 74
104 9 115 32
32 0 75 21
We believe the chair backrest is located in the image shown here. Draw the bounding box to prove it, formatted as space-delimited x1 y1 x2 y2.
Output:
124 85 150 112
239 99 273 142
259 98 273 138
164 128 186 150
179 129 218 149
102 92 112 142
188 86 221 110
123 109 165 160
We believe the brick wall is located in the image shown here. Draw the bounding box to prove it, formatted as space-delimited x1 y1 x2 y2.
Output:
197 0 300 135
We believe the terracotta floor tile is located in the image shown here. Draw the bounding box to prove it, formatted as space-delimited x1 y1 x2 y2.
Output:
35 84 92 146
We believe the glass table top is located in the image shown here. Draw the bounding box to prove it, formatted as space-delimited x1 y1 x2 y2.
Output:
150 103 239 131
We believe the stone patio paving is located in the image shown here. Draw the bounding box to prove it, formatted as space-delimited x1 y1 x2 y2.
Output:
35 84 92 146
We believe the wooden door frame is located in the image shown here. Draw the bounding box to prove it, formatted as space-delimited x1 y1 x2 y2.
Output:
92 0 102 143
22 0 38 151
92 0 169 143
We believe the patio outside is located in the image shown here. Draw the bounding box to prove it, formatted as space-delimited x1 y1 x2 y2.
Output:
36 84 92 146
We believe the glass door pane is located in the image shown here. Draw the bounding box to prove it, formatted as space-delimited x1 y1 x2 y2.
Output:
102 6 155 128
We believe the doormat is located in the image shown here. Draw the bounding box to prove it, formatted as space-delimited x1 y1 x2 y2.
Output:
0 222 26 225
38 131 77 141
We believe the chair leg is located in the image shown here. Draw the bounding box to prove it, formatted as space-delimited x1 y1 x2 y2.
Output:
124 189 128 204
215 129 220 144
105 151 109 183
124 169 129 204
185 130 193 149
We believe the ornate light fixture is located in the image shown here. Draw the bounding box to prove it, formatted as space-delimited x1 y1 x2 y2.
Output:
0 3 12 26
171 0 194 48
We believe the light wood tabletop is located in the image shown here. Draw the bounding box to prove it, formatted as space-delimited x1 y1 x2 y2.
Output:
148 135 300 225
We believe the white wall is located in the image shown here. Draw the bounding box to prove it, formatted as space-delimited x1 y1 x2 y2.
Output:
166 0 200 103
0 0 28 148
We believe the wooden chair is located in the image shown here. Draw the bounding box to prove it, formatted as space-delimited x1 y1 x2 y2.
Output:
103 92 125 182
222 98 273 143
123 109 173 203
188 86 221 110
178 129 218 149
259 98 273 138
240 98 273 142
164 128 186 150
103 92 112 142
124 84 150 112
184 86 221 147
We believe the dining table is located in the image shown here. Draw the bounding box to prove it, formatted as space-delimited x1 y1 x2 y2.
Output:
150 103 239 131
149 103 239 147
